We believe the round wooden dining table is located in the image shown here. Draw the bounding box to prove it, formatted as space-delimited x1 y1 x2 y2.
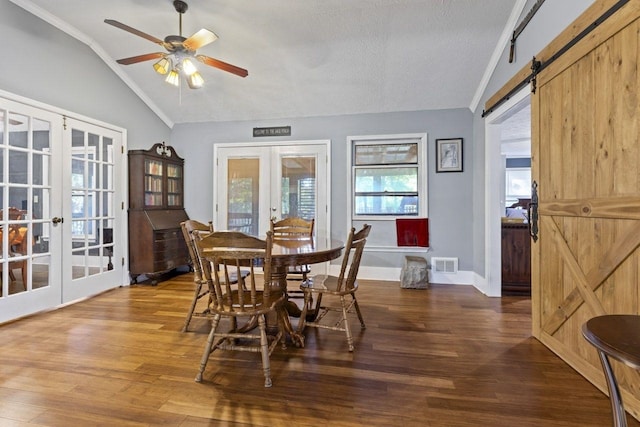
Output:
269 237 344 346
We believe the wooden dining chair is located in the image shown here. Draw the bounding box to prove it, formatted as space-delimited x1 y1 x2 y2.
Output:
270 217 315 292
180 220 214 332
297 224 371 352
193 230 285 387
180 220 250 332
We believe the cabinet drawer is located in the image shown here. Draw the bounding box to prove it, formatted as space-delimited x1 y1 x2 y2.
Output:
154 238 184 252
154 229 181 241
154 255 189 272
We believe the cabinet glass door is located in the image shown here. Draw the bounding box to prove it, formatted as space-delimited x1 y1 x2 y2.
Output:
167 163 182 207
144 159 163 207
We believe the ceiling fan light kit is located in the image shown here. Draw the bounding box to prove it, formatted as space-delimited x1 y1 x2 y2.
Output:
181 58 197 75
165 69 180 87
187 72 204 89
153 57 171 75
105 0 247 90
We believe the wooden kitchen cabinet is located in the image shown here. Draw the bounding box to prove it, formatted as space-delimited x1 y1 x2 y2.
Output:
501 222 531 296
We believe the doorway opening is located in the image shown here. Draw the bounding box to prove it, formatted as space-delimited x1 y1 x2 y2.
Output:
484 87 531 297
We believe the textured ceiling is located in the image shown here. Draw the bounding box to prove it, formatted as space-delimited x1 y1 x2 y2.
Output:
13 0 517 127
501 102 531 157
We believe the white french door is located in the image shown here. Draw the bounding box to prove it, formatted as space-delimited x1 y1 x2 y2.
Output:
62 118 124 303
0 95 125 323
214 141 329 240
0 99 63 322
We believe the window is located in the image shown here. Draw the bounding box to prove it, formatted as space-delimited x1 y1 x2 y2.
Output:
505 167 531 207
349 134 428 219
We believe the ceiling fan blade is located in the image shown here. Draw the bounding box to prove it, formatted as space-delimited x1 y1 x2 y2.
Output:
104 19 165 46
183 29 218 51
196 55 248 78
116 52 166 65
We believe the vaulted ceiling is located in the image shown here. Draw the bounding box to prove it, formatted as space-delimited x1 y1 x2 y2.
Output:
12 0 518 127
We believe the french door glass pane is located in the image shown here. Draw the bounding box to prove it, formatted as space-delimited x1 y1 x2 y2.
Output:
9 150 28 184
32 254 50 290
227 158 259 235
33 119 51 152
8 113 28 148
281 156 315 221
71 129 84 152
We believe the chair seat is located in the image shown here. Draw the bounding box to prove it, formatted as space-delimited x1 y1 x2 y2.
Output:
301 275 358 295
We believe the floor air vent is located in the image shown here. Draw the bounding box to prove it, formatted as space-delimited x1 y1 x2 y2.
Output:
431 257 458 274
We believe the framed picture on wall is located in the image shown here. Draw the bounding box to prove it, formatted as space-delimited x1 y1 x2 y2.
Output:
435 138 463 172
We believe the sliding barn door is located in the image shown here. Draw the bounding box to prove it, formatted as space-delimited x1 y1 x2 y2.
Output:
532 2 640 419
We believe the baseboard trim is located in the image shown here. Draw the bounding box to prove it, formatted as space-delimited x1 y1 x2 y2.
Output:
333 265 475 286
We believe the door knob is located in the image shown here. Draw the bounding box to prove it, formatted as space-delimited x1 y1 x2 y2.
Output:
52 217 64 224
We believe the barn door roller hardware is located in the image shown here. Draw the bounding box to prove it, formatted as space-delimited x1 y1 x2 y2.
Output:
483 0 629 118
509 0 546 63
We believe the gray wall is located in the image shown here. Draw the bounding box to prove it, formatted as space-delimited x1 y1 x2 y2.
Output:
0 0 170 148
171 108 474 271
3 0 602 279
471 0 596 276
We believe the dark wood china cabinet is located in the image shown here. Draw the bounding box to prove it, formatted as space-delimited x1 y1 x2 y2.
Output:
128 142 189 284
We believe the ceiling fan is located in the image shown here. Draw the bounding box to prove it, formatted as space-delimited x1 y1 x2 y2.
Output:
104 0 248 89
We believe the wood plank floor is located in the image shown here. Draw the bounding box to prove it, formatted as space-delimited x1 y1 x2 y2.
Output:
0 274 636 427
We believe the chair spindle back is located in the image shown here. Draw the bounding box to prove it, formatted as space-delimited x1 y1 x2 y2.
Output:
270 217 314 239
194 231 280 316
336 224 371 292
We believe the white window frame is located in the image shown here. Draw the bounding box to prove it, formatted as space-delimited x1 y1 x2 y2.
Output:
347 133 428 221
